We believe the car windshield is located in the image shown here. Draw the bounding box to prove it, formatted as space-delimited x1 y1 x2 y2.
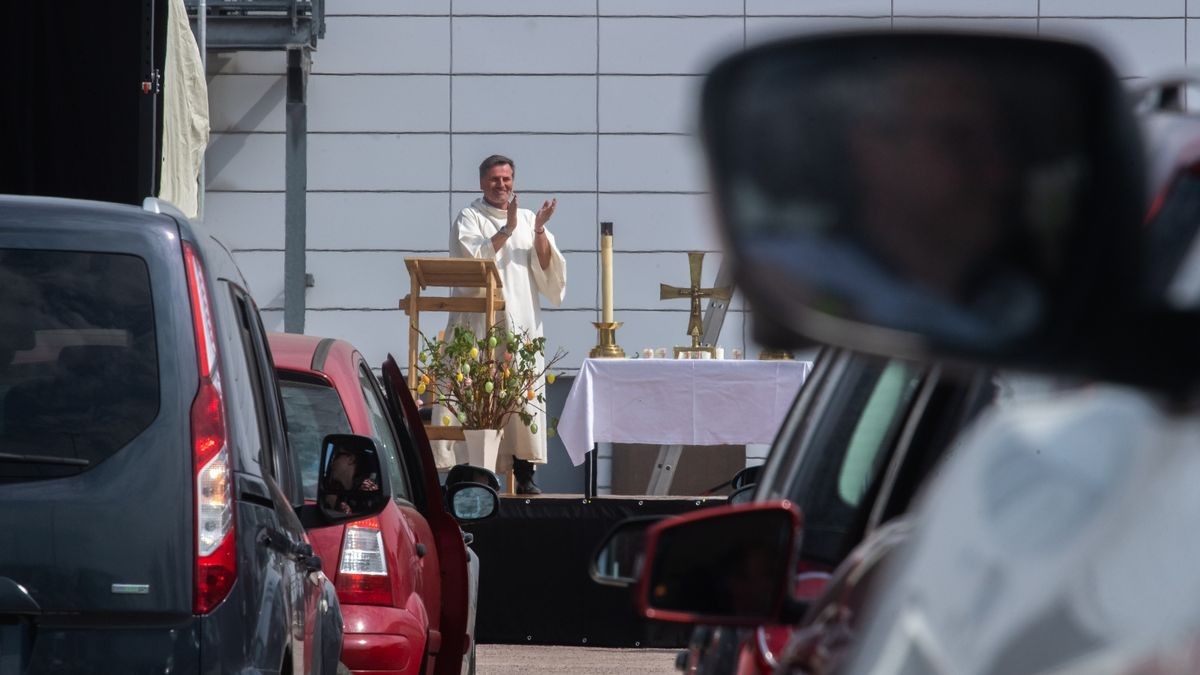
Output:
0 249 159 482
781 357 923 567
279 377 353 500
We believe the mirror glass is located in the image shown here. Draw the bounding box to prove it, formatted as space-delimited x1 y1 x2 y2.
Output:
317 434 390 521
449 484 498 521
704 33 1142 358
728 485 756 506
646 507 795 621
592 517 660 587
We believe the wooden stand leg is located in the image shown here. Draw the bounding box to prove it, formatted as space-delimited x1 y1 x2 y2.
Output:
408 285 421 391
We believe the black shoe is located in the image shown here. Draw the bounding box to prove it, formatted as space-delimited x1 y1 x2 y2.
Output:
515 478 543 496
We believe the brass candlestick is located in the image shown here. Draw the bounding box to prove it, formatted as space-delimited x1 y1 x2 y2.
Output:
590 222 626 358
590 321 626 358
758 348 795 360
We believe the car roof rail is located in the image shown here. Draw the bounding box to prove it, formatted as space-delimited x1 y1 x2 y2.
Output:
141 197 190 220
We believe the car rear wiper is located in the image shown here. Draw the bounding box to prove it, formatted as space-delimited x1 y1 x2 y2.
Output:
0 452 90 467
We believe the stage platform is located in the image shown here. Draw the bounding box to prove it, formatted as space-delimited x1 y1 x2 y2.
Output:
463 493 725 648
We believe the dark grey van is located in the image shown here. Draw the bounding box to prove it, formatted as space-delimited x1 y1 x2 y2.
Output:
0 196 379 674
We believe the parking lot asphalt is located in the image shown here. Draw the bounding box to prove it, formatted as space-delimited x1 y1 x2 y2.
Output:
476 645 678 674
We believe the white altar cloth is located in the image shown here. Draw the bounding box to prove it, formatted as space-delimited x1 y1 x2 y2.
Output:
557 358 813 466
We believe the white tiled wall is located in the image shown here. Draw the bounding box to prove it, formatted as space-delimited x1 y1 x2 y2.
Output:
203 0 1193 371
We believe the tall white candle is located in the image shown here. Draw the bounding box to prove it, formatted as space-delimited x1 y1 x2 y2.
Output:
601 222 614 323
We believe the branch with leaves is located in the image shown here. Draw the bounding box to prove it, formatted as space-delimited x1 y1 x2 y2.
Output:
416 324 566 431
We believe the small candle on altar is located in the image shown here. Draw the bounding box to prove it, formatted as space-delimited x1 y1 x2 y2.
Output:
714 347 725 360
600 222 615 323
642 348 654 359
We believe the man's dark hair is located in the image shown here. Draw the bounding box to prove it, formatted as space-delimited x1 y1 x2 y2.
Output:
479 154 515 178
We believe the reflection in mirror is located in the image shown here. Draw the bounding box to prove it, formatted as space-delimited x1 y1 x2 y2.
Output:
591 517 661 587
728 484 756 506
449 483 498 522
704 33 1142 360
646 505 796 622
317 434 390 522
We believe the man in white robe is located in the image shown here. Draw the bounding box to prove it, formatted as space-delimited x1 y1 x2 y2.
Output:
433 154 567 494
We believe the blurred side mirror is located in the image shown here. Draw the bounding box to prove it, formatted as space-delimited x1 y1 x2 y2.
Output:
447 483 499 522
639 501 800 626
316 434 391 525
702 31 1145 380
591 516 664 588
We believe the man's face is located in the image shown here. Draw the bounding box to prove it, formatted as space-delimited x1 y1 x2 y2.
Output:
329 451 357 489
480 163 514 208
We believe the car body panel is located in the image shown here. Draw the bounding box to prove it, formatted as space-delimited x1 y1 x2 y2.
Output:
679 348 995 675
0 196 333 674
272 335 478 675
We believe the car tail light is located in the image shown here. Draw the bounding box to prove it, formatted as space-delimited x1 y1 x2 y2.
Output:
335 518 393 606
185 242 237 614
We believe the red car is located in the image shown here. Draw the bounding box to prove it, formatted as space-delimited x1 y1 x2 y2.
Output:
271 333 498 675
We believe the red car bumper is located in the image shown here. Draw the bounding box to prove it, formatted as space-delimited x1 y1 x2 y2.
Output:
340 604 427 675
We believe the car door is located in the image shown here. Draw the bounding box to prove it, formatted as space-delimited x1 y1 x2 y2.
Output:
768 366 999 675
351 355 443 649
381 355 475 675
229 285 324 674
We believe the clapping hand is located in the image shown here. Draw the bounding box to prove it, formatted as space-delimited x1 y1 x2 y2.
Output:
507 193 520 227
535 198 557 230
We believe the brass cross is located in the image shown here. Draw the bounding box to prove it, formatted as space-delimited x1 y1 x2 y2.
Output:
660 251 733 351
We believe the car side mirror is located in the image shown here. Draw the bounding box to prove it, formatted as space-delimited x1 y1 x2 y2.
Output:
447 483 500 522
590 516 664 588
445 463 501 492
730 465 761 491
727 484 756 506
638 501 801 626
701 31 1148 383
315 434 391 525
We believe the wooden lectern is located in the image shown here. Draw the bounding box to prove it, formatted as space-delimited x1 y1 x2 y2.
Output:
398 257 505 446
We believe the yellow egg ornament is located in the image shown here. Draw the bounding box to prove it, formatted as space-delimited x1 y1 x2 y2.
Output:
441 415 452 425
546 373 557 385
416 383 427 395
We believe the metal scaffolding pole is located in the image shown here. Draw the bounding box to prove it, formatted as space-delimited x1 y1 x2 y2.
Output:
284 48 309 333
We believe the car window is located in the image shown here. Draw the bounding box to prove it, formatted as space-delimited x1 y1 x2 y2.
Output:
837 361 920 507
231 288 300 501
785 357 923 567
279 377 353 501
358 364 411 502
0 249 158 481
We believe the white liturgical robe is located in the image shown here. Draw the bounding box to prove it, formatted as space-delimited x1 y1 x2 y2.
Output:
432 197 567 472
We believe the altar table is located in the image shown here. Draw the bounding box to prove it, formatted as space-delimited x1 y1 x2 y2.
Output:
557 358 813 468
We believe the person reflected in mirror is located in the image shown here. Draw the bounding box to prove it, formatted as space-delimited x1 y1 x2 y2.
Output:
739 58 1049 347
322 446 380 515
432 155 568 495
